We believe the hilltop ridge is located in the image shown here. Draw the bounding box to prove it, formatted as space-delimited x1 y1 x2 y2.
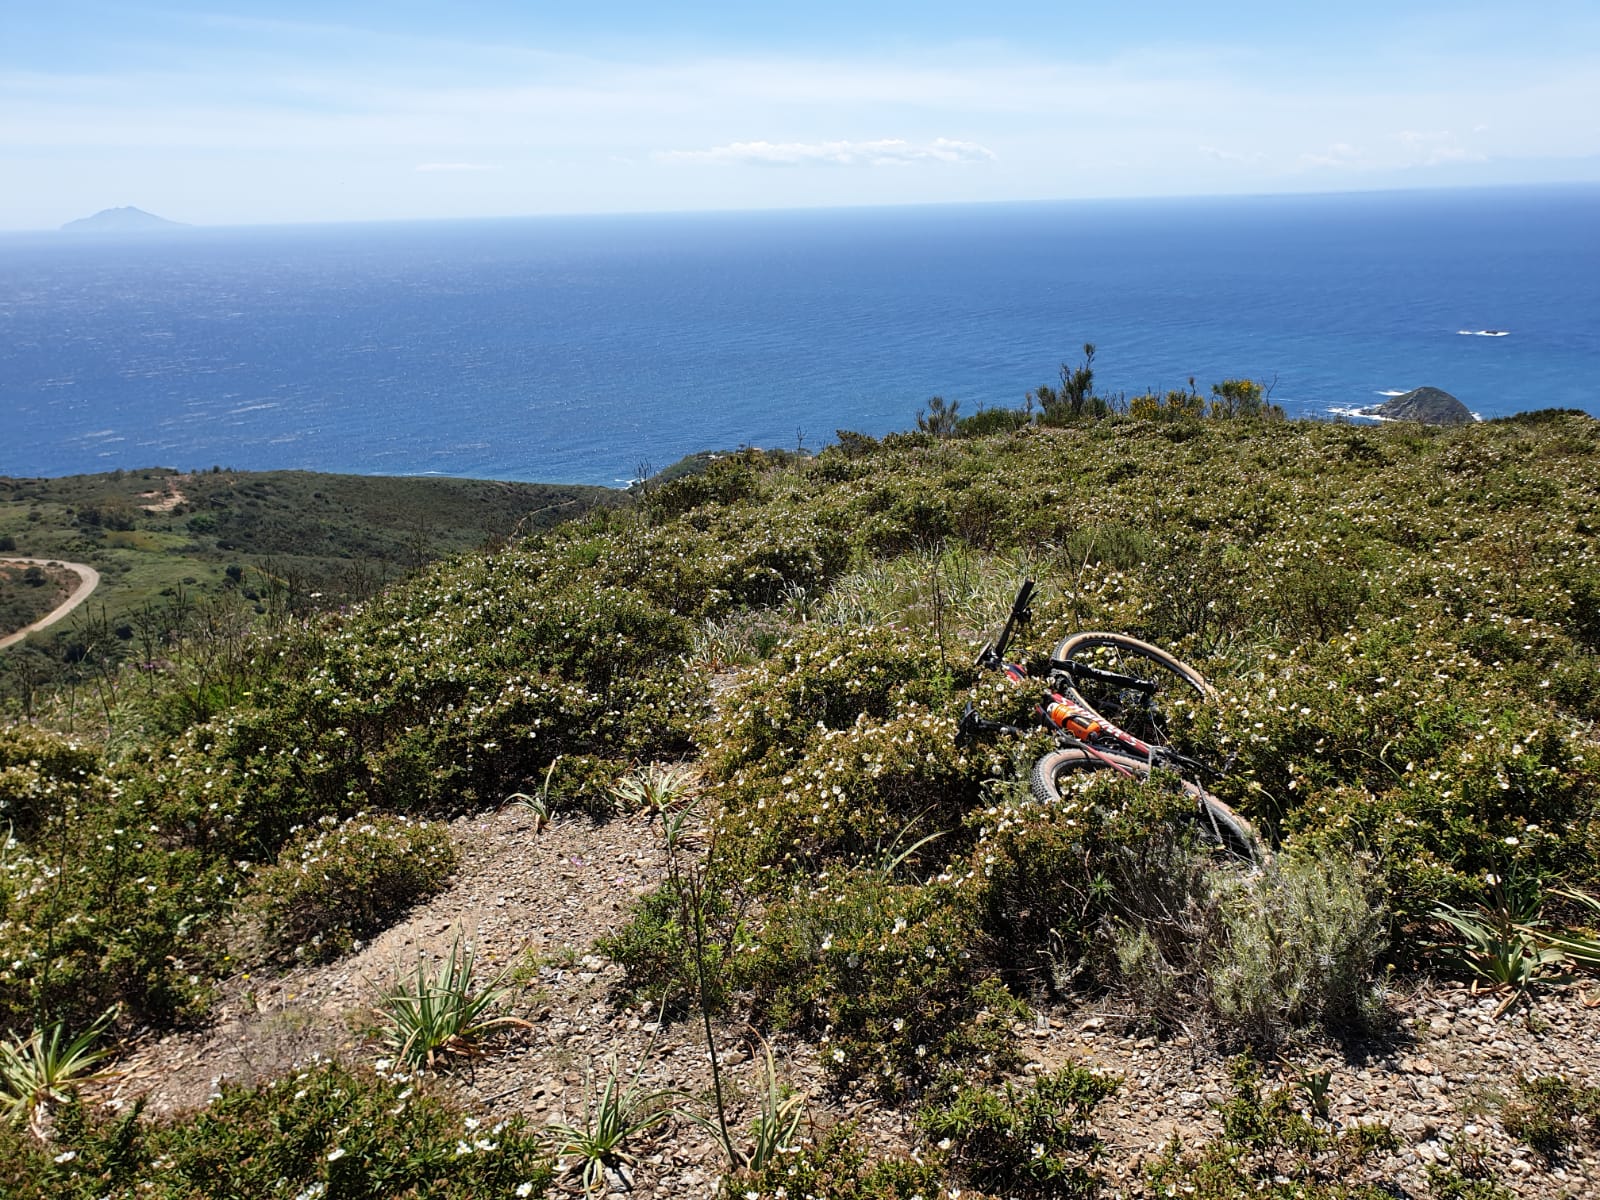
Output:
2 412 1598 1199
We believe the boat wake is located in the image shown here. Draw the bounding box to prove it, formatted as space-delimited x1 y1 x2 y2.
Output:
1457 329 1509 337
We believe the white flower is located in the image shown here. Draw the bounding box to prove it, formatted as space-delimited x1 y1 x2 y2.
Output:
326 1147 346 1162
54 1150 77 1164
516 1184 535 1198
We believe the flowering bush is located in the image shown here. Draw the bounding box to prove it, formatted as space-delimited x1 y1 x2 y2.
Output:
706 625 967 777
962 771 1206 992
0 1060 552 1199
738 873 1023 1094
0 737 225 1032
720 1120 945 1200
246 813 458 962
9 408 1600 1078
918 1062 1119 1199
717 705 998 880
0 727 99 838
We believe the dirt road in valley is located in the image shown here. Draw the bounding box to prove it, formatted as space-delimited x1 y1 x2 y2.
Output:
0 557 102 650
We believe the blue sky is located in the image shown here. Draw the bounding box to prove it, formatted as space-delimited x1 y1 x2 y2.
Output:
3 1 1599 229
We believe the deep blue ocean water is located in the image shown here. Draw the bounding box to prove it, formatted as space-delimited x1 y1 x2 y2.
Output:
3 186 1597 486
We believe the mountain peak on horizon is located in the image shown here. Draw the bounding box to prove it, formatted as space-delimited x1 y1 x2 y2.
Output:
61 206 187 233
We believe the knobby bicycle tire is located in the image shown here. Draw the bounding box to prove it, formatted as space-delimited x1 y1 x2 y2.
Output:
1028 747 1143 805
1029 747 1264 865
1052 631 1217 750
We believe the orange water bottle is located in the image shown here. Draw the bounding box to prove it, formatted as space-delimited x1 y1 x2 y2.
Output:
1044 693 1102 740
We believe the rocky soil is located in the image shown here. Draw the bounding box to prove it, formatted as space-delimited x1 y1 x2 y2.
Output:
102 803 1600 1199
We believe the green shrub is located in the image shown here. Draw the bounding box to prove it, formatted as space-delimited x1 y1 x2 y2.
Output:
1500 1074 1600 1159
738 873 1023 1095
642 453 763 518
246 813 457 962
1268 557 1367 642
956 405 1030 437
1424 1166 1516 1200
720 1121 944 1200
0 1060 553 1199
965 770 1211 997
0 778 227 1032
0 727 100 839
706 625 965 777
918 1062 1118 1198
1206 852 1388 1042
718 705 992 879
596 871 740 1011
540 753 630 817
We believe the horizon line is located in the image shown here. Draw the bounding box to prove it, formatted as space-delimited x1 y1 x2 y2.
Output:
8 178 1600 236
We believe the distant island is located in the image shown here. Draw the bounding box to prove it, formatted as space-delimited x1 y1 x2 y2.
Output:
60 206 186 233
1360 386 1476 426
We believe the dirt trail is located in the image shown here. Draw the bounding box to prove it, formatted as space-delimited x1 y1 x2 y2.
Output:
104 806 784 1194
100 802 1600 1199
0 557 101 650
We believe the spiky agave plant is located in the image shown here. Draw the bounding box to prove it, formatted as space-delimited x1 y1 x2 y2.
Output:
374 935 530 1071
0 1009 116 1137
609 761 700 817
543 1055 686 1194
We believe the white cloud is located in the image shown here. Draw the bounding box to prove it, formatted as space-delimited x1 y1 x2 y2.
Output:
414 162 500 172
1199 144 1266 164
660 137 995 168
1299 142 1367 169
1392 129 1486 167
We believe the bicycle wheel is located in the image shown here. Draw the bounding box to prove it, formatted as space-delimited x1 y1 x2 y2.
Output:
1029 747 1265 865
1193 793 1265 866
1052 631 1216 750
1028 747 1144 805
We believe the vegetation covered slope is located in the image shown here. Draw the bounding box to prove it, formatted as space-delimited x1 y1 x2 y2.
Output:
0 466 621 704
2 410 1599 1196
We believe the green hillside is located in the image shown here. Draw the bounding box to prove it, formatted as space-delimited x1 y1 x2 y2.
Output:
0 467 621 701
3 410 1599 1197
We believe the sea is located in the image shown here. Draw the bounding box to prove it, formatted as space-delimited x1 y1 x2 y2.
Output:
2 185 1597 487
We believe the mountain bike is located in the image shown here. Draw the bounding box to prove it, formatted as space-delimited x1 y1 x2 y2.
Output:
958 579 1264 863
